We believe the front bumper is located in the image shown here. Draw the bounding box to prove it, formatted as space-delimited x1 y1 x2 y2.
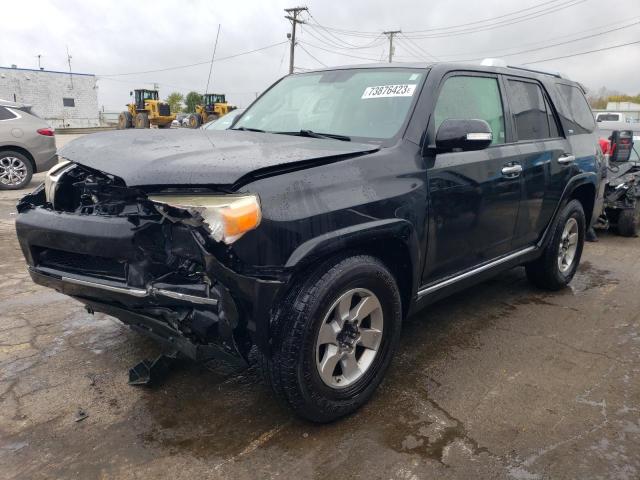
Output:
15 204 284 363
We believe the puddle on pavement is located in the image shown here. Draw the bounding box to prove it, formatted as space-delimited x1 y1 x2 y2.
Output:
569 261 618 294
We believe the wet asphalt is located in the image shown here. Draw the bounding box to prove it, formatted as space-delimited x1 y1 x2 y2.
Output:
0 134 639 479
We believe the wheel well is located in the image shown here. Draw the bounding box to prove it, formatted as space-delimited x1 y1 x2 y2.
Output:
0 146 36 172
290 237 414 320
569 183 596 225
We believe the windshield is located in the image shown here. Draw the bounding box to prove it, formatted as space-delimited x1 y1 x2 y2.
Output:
234 68 425 142
204 109 244 130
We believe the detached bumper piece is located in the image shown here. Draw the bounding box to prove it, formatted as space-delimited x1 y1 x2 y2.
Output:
129 352 179 386
30 267 248 367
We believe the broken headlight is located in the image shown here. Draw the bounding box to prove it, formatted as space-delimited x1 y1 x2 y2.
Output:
149 194 261 244
44 160 74 207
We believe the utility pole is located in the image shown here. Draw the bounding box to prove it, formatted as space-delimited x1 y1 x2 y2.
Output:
383 30 401 63
284 6 307 74
36 54 42 70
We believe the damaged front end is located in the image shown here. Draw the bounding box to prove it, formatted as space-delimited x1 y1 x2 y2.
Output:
16 162 284 367
596 164 640 230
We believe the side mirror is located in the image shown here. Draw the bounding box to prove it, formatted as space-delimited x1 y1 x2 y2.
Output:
129 91 133 96
435 119 493 152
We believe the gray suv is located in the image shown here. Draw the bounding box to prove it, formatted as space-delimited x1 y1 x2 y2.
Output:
0 100 57 189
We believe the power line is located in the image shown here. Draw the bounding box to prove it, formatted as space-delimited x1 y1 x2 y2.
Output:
404 0 567 33
298 43 328 67
296 0 581 38
452 19 640 62
397 35 439 61
305 12 383 48
99 41 287 77
302 23 385 51
298 41 382 62
403 0 586 39
436 15 640 59
522 39 640 64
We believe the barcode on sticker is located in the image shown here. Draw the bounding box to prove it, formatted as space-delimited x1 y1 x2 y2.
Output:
362 84 416 99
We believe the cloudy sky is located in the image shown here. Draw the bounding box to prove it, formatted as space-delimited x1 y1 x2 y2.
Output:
2 0 639 110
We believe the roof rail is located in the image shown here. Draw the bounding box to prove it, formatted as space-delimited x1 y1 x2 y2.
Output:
506 64 566 79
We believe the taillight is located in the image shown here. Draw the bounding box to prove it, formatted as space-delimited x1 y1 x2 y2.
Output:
37 128 55 136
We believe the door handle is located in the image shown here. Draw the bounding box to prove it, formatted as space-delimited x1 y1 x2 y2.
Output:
558 154 575 164
501 164 523 176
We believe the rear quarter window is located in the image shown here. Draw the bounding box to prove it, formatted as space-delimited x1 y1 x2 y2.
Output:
0 106 17 120
555 84 595 135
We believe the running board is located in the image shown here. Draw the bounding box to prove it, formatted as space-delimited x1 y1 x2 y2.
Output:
417 246 536 298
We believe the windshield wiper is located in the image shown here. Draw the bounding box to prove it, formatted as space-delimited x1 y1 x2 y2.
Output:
232 126 266 133
274 129 351 142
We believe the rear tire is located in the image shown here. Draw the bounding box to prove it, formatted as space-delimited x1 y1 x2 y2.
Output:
615 204 640 237
0 150 33 190
188 114 202 129
118 111 133 129
134 112 150 129
526 199 585 290
260 255 402 422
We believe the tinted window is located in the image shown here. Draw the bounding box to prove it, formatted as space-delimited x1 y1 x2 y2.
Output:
434 76 505 145
63 98 75 107
556 84 595 134
507 80 550 141
0 106 17 120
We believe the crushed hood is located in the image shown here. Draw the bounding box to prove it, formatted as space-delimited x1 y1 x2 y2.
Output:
58 129 379 188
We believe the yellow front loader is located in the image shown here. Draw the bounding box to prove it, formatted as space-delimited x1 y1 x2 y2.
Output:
118 89 175 129
188 93 237 128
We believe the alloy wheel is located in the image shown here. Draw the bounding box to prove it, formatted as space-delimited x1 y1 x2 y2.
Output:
315 288 384 389
0 156 28 186
558 217 579 273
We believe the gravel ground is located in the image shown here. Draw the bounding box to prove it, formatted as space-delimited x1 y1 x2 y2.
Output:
0 133 639 479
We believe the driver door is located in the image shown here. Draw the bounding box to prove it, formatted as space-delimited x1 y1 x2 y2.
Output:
422 73 523 283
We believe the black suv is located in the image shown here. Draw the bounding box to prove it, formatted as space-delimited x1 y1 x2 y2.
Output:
15 63 600 422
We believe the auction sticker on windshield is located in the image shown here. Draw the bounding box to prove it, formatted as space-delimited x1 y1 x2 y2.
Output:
362 84 417 99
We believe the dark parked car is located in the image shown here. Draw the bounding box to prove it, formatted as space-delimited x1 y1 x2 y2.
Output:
15 63 600 422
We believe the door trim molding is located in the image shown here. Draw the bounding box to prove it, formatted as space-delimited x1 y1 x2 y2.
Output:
417 246 536 298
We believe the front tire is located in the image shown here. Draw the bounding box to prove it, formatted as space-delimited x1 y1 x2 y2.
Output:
134 112 150 129
526 199 585 290
188 114 202 129
615 203 640 237
261 255 402 422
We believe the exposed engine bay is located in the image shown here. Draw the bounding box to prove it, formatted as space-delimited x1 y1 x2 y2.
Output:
16 163 283 374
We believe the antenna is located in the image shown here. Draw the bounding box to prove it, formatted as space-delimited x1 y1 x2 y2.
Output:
205 24 221 95
66 46 73 88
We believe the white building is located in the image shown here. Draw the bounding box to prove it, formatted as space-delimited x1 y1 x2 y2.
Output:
0 66 99 128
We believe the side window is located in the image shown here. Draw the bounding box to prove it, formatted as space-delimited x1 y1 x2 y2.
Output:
434 76 505 145
555 84 595 134
0 106 17 120
506 80 550 141
63 98 75 107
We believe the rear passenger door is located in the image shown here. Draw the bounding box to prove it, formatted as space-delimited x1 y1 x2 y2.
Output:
422 73 522 283
503 77 572 248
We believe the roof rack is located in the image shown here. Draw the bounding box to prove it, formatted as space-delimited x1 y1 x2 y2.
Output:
479 58 566 79
506 64 566 79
